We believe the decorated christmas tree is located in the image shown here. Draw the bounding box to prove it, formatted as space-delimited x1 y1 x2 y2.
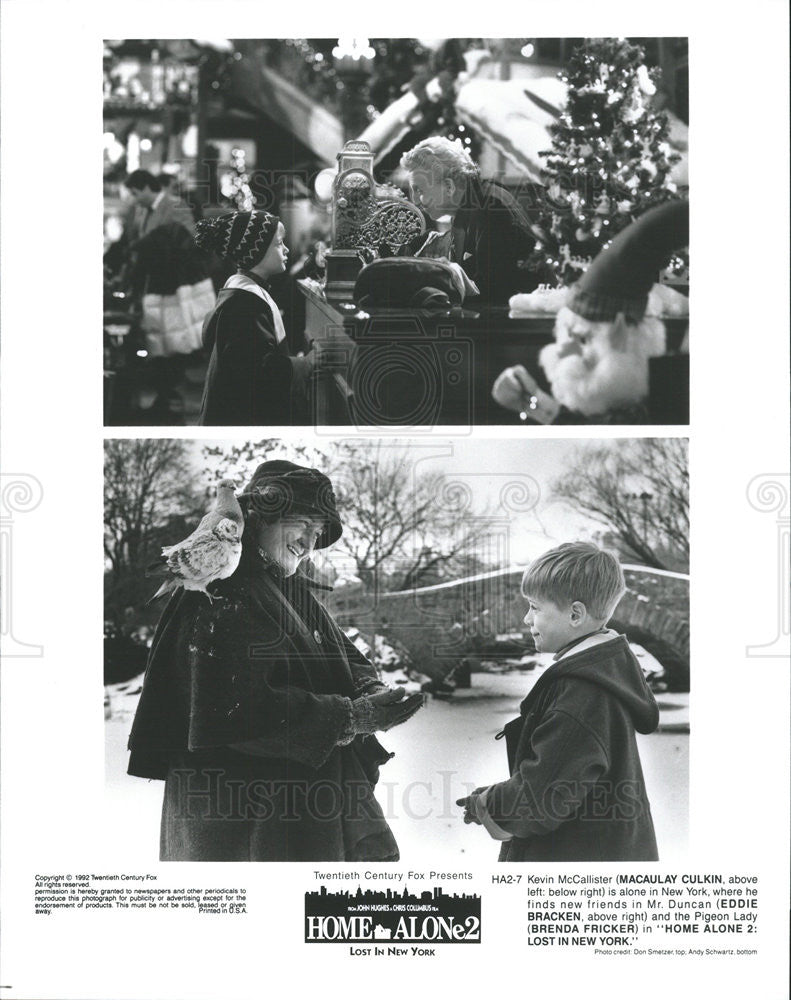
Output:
531 38 682 286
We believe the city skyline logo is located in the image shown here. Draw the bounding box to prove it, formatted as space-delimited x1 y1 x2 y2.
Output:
305 885 481 944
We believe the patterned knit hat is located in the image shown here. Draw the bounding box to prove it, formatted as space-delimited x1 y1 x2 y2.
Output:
238 461 343 549
194 210 280 270
567 200 689 323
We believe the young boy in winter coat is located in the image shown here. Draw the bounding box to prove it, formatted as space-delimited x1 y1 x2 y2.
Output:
457 542 659 861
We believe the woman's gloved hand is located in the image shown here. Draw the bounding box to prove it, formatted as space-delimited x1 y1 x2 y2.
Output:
339 688 424 743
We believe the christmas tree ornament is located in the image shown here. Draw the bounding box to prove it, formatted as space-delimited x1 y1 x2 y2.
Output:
636 64 657 96
622 88 645 123
640 158 658 178
596 195 611 214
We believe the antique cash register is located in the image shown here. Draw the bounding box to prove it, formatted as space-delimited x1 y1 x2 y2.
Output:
324 139 426 300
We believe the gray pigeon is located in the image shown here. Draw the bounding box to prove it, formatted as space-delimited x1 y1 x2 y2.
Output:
148 480 244 602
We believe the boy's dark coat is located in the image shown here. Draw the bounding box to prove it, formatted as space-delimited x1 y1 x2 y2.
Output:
198 288 307 426
490 634 660 862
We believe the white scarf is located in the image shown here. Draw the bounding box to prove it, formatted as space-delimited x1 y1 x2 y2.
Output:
223 273 286 344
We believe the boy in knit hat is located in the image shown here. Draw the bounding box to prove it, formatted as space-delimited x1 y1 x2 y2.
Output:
493 199 688 422
194 211 321 426
457 542 659 861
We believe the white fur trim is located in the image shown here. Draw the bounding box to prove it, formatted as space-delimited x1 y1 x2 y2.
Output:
541 313 666 416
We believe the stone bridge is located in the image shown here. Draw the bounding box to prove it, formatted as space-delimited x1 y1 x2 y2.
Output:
328 564 690 691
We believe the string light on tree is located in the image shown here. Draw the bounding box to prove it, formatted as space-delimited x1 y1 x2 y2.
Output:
221 146 255 212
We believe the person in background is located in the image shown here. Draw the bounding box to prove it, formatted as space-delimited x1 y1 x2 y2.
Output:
122 170 210 420
193 211 320 426
124 169 196 243
399 136 543 303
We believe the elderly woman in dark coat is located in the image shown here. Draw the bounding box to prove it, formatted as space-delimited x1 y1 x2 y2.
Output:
128 461 423 861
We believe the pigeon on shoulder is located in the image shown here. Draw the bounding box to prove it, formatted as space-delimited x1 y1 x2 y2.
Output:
148 479 244 602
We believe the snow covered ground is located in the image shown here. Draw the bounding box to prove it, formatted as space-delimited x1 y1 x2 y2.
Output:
105 670 688 865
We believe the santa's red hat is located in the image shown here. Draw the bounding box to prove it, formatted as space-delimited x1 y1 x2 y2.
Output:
567 199 689 323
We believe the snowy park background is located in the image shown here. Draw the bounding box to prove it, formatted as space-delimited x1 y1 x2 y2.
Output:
106 666 688 865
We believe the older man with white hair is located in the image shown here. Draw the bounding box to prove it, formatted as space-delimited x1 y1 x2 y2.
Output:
400 135 543 303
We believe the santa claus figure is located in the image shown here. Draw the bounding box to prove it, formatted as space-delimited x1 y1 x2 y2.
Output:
492 200 689 423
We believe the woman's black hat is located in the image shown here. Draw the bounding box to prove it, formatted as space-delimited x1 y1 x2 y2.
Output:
238 460 342 548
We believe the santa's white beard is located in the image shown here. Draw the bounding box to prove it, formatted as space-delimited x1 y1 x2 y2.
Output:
540 313 666 417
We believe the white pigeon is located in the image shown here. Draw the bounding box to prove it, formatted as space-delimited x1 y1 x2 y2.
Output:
148 480 244 602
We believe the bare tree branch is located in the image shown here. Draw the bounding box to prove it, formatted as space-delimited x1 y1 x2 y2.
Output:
551 439 688 571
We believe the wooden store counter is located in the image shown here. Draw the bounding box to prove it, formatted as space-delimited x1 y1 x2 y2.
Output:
298 279 688 426
299 279 557 426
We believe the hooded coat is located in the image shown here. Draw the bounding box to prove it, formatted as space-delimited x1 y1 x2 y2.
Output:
482 631 659 862
127 549 398 862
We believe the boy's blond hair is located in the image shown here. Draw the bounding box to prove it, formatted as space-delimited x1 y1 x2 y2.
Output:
522 541 626 620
